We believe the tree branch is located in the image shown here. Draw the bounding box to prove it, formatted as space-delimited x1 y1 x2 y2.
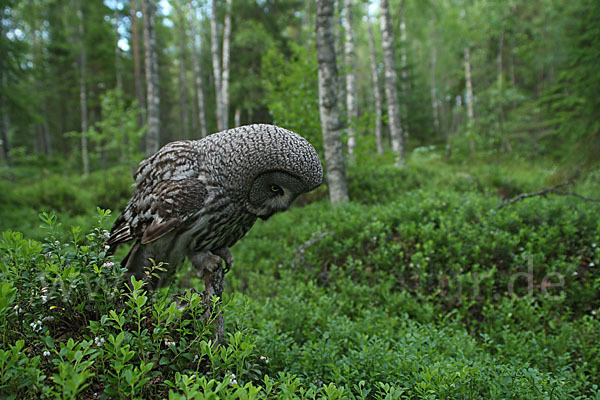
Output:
497 181 600 210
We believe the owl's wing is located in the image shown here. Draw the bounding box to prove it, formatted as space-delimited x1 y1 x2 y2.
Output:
108 178 207 250
133 141 200 187
108 141 203 251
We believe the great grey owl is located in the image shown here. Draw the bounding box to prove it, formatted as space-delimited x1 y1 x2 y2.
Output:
107 124 323 287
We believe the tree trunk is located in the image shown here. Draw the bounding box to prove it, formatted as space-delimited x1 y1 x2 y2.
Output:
210 0 223 131
221 0 232 130
380 0 405 166
367 16 383 155
497 29 504 91
334 0 345 118
190 8 208 138
142 0 160 156
32 14 52 157
430 46 440 136
399 0 409 141
234 108 241 127
176 6 190 139
464 46 475 154
316 0 349 204
78 4 89 175
131 0 145 127
0 72 13 169
114 4 123 92
342 0 356 159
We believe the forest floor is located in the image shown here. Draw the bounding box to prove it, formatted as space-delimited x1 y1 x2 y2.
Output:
0 152 599 399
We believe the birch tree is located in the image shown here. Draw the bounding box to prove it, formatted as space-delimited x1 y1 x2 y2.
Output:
210 0 223 131
175 4 190 139
142 0 160 155
131 0 145 127
316 0 348 203
189 7 207 138
430 46 440 135
380 0 405 166
342 0 356 158
221 0 232 130
114 2 122 92
399 0 409 140
367 14 383 155
77 3 89 175
464 46 475 153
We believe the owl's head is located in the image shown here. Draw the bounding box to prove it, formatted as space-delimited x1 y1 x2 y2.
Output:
248 171 313 220
201 124 323 219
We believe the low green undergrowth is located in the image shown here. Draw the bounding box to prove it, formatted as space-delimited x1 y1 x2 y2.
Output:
1 156 599 398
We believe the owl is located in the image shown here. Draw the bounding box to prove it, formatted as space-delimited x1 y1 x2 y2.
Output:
107 124 323 287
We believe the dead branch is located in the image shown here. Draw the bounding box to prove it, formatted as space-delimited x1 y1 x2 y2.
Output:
497 181 600 210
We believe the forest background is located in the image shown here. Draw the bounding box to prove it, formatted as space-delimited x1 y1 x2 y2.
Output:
0 0 599 398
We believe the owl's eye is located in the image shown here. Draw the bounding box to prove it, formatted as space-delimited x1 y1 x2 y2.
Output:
271 185 283 194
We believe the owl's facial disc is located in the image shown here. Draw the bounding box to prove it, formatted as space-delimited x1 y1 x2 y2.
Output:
248 171 307 220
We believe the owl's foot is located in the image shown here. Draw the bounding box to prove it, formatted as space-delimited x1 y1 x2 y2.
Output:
191 252 222 278
212 247 234 274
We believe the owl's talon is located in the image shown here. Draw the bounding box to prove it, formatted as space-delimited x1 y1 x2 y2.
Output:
212 247 234 274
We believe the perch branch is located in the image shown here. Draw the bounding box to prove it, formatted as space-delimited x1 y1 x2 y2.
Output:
497 181 600 210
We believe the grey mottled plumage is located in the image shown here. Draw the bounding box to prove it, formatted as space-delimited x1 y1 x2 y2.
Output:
108 124 323 286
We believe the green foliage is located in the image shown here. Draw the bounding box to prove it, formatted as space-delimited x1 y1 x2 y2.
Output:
88 89 145 168
262 43 322 152
1 156 599 398
540 0 600 171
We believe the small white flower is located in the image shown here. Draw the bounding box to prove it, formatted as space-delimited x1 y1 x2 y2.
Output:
30 321 42 331
592 310 597 316
41 295 48 304
590 263 595 267
227 373 237 385
103 230 110 239
13 305 19 312
43 350 51 357
103 261 115 268
260 355 269 363
164 339 176 347
572 271 578 276
193 355 199 362
103 245 110 251
592 243 597 248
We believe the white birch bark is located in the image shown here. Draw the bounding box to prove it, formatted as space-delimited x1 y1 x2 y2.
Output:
78 4 89 175
234 108 241 128
367 15 383 155
334 0 345 115
142 0 160 155
176 6 190 139
131 0 145 127
464 46 475 153
343 0 356 159
190 8 208 138
210 0 223 131
316 0 349 203
221 0 232 130
399 0 409 140
380 0 405 166
431 46 440 135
